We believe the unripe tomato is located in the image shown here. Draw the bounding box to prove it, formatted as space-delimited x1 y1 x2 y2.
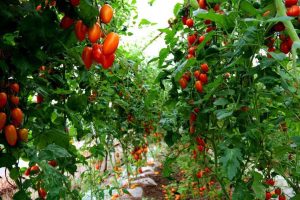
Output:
60 16 74 29
92 43 103 64
285 0 298 7
88 23 102 43
199 73 208 84
70 0 80 6
38 188 47 199
75 20 87 42
186 18 194 27
198 0 207 9
11 108 23 126
179 78 188 89
101 54 115 69
103 32 119 55
188 34 197 45
10 96 19 106
201 63 209 73
195 81 203 93
0 112 7 131
0 92 7 108
286 5 300 16
82 46 93 70
100 4 113 24
10 83 20 93
18 128 28 142
5 125 17 146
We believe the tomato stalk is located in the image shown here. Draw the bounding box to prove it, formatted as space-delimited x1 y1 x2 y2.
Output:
274 0 300 67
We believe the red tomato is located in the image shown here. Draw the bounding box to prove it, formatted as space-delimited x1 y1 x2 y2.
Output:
286 5 300 16
266 37 275 48
198 0 207 9
265 192 271 200
279 195 286 200
186 18 194 27
10 96 19 106
206 26 215 33
92 43 103 64
179 78 188 89
188 34 197 45
188 46 197 55
198 35 205 43
195 81 203 93
100 4 113 24
273 22 285 32
186 54 194 59
194 70 201 79
36 94 43 103
60 16 74 29
214 4 220 11
193 107 200 113
0 92 7 108
70 0 80 6
196 170 203 178
200 63 209 73
82 46 93 70
11 108 23 127
4 125 17 146
24 168 31 176
275 188 281 195
199 73 208 84
285 0 298 7
0 112 7 131
182 16 188 25
103 32 119 55
30 165 40 174
38 188 47 199
190 112 197 123
10 83 20 93
265 179 275 186
196 137 206 146
204 19 211 24
75 20 87 41
48 160 58 167
197 145 204 152
189 125 195 134
280 41 291 54
88 23 101 43
101 54 115 69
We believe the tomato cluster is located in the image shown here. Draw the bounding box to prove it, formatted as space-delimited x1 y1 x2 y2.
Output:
131 145 148 161
285 0 300 16
77 4 119 70
0 82 28 147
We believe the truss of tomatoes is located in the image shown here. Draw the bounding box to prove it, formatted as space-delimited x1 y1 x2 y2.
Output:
0 82 28 147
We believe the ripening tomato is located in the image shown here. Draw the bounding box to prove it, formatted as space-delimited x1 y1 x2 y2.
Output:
103 32 119 55
285 0 298 7
82 46 93 70
279 195 286 200
195 81 203 93
18 128 28 142
179 78 188 89
75 20 87 41
5 125 17 146
186 18 194 27
0 92 7 108
198 0 207 9
92 43 103 64
0 112 7 131
275 188 281 195
188 34 197 45
101 54 115 69
199 73 208 84
10 96 19 106
38 188 47 199
194 70 201 79
200 63 209 73
286 5 300 16
100 4 113 24
11 108 23 126
198 35 205 43
10 83 20 93
70 0 80 6
60 15 74 29
88 23 101 43
95 164 100 170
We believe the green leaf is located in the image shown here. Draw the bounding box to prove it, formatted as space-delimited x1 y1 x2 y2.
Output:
9 167 19 181
162 157 176 177
0 153 17 168
67 94 88 112
173 3 182 16
173 59 196 82
240 1 259 16
13 190 31 200
213 98 229 106
252 172 265 200
291 194 300 200
291 136 300 146
220 148 242 180
190 0 198 9
138 19 157 28
78 0 98 26
158 48 170 68
37 144 72 161
215 109 233 120
267 16 294 22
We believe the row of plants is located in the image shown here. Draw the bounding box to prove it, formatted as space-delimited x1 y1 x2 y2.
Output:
155 0 300 199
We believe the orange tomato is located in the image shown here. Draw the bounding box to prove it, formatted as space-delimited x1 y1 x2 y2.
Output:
103 32 119 55
5 125 17 146
195 80 203 93
10 96 19 106
100 4 113 24
88 23 101 43
0 92 7 108
18 128 28 142
11 108 23 126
